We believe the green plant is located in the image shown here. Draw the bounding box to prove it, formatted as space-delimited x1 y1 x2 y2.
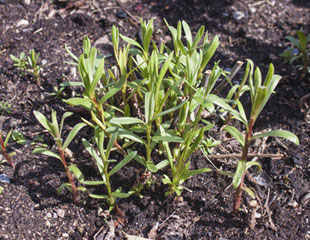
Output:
281 29 310 80
10 52 28 72
0 101 12 115
27 49 41 87
33 110 86 203
0 129 15 168
70 127 137 210
11 131 27 145
10 49 41 86
222 60 299 212
50 85 66 100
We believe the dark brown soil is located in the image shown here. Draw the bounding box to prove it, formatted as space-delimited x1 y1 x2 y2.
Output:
0 0 310 239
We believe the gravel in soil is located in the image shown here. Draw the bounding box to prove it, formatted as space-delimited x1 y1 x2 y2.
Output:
0 0 310 239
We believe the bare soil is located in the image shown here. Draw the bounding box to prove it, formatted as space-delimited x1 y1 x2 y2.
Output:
0 0 310 239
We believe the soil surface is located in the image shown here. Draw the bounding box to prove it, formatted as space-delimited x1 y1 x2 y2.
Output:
0 0 310 239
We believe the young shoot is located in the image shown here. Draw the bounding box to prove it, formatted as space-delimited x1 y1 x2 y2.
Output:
33 110 86 203
223 60 299 212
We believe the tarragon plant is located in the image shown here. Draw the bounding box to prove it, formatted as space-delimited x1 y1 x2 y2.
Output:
33 110 86 203
223 60 299 212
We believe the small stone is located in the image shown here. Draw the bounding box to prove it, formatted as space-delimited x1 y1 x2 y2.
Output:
16 19 29 27
62 233 69 238
254 212 261 218
46 220 51 228
41 59 48 66
52 212 58 218
249 7 256 13
249 199 258 208
116 10 127 19
0 174 10 184
288 200 298 208
56 209 65 218
46 212 52 218
233 11 245 21
77 226 84 234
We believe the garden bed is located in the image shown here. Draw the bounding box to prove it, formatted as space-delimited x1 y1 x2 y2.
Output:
0 0 309 239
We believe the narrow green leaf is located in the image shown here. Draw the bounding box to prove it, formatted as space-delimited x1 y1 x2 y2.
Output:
242 186 255 198
182 20 193 46
63 122 87 150
112 191 130 198
110 117 145 125
120 34 142 50
89 193 109 199
58 183 72 195
109 151 137 177
33 111 53 135
223 126 245 147
155 160 169 170
180 168 212 181
32 148 61 161
4 129 13 148
83 180 106 185
99 87 120 104
146 161 158 173
152 135 184 143
246 161 261 172
252 130 299 145
60 112 73 136
285 36 301 49
106 127 145 144
63 97 92 110
106 129 118 159
232 160 246 189
68 164 84 182
153 100 186 120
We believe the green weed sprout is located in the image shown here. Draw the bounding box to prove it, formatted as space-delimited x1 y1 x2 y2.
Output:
10 49 41 86
281 30 310 80
0 129 15 168
50 85 66 100
0 101 12 115
33 110 86 203
10 52 28 72
223 60 299 212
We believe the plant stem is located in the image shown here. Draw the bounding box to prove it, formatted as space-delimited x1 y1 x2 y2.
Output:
146 124 152 163
233 118 254 212
58 145 78 203
0 134 15 168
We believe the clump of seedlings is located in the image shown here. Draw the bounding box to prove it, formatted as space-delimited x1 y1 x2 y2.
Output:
27 18 299 214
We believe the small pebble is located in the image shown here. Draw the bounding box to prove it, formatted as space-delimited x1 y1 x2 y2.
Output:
249 7 256 13
57 209 65 218
233 11 245 21
116 10 127 19
46 212 52 218
52 212 58 218
0 174 10 184
41 59 48 66
16 19 29 27
62 233 69 238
